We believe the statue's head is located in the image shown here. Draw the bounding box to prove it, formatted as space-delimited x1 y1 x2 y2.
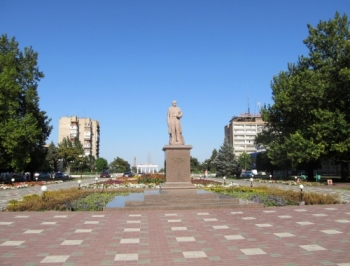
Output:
172 101 177 107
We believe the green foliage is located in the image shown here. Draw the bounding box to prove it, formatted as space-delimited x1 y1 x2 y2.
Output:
6 187 127 211
95 157 108 172
214 139 241 178
205 186 340 206
0 34 52 172
109 157 130 173
57 137 84 172
238 152 252 170
255 151 275 172
256 12 350 179
190 156 202 172
45 141 59 171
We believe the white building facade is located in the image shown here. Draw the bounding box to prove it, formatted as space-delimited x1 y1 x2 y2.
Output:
224 113 266 157
58 116 100 158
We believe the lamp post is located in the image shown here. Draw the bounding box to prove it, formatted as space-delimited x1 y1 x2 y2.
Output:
41 185 47 199
77 180 81 190
95 177 98 184
299 184 304 205
35 177 38 183
269 174 272 181
223 176 226 185
250 177 254 187
11 178 15 187
295 176 298 183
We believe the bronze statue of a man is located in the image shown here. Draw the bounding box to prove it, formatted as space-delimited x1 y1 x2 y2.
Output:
167 100 185 145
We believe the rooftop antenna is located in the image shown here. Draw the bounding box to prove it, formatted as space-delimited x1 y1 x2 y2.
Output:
247 83 250 115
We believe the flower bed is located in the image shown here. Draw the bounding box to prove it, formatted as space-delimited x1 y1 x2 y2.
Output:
0 180 63 190
247 179 323 186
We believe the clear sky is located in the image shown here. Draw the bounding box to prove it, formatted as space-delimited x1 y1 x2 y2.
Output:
1 0 350 169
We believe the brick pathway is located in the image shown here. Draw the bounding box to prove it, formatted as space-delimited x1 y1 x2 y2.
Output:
1 178 350 265
1 205 350 265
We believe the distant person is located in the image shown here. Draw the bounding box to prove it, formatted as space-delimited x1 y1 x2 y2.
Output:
167 100 185 145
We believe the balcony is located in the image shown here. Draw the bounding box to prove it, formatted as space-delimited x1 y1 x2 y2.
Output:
70 134 77 138
84 134 91 139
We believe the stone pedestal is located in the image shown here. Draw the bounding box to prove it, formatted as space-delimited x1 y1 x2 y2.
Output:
162 145 194 189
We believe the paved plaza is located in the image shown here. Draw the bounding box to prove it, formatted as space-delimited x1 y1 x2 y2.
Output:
1 179 350 265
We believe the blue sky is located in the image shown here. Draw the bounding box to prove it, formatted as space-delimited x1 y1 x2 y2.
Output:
1 1 350 169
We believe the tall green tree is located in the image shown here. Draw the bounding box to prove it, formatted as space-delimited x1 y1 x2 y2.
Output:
190 156 201 173
109 157 130 173
214 139 241 178
0 35 52 172
257 12 350 180
45 141 59 171
57 137 84 172
238 152 252 170
96 157 108 172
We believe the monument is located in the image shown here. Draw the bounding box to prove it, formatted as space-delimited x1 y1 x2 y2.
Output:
162 101 194 189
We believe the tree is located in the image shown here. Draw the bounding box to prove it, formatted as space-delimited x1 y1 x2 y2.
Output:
214 139 241 178
190 156 201 173
109 157 130 173
57 137 84 172
85 154 96 173
255 151 276 173
95 157 108 172
257 12 350 180
0 35 52 172
45 141 59 172
238 152 252 170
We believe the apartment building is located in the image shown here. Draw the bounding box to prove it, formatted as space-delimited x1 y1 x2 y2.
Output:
58 116 100 158
224 113 265 157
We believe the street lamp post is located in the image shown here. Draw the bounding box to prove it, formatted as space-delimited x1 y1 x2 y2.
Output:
11 178 15 187
77 180 81 190
41 185 47 199
250 177 254 187
223 176 226 185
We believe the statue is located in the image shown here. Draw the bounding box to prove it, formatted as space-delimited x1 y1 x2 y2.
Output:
167 100 185 145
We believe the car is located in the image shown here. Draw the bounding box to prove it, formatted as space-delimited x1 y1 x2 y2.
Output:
54 172 70 179
100 171 111 178
0 172 24 183
38 172 51 179
123 171 134 177
241 171 254 178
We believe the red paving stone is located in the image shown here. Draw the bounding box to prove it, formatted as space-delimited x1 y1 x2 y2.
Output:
0 205 350 265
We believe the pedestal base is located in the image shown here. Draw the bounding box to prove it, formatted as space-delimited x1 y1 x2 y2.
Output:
163 145 193 188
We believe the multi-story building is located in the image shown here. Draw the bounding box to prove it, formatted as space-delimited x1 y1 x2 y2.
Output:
224 113 266 157
58 116 100 158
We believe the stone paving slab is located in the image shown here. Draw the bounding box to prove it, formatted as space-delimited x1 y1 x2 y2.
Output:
1 204 350 265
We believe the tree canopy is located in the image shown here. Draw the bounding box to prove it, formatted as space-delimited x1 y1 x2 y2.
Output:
95 157 108 172
238 152 252 170
214 139 241 178
256 12 350 179
109 157 130 173
0 35 52 172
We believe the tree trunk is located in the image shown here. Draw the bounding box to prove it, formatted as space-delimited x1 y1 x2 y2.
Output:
341 162 349 181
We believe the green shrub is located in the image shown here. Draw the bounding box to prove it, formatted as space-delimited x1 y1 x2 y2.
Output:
205 185 340 206
5 188 128 211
